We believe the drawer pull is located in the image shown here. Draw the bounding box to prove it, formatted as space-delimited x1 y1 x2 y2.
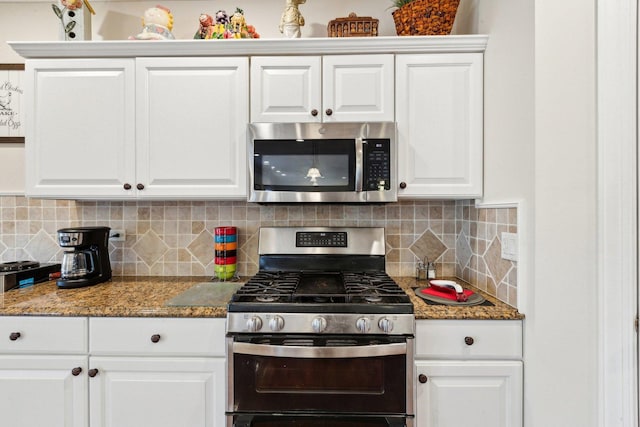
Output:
311 109 318 117
418 374 428 383
464 336 475 346
88 369 99 378
123 183 132 190
399 182 407 189
9 332 21 341
325 108 333 116
150 334 161 343
71 367 82 376
136 183 145 190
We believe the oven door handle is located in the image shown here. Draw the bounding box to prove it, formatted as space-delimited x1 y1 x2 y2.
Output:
232 342 406 358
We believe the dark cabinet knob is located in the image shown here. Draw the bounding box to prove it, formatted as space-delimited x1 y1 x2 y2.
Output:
123 183 132 190
464 336 475 346
150 334 161 343
325 108 333 116
71 367 82 376
311 109 319 117
88 368 99 378
399 182 407 189
418 374 428 384
9 332 21 341
136 183 145 190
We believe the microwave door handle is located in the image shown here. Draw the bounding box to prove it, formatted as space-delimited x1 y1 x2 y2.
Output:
355 138 365 192
232 341 407 358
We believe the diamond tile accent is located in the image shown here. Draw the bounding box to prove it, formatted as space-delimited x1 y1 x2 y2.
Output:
0 240 6 258
456 232 472 269
24 230 59 262
485 236 512 284
132 230 169 267
409 229 447 262
187 230 214 266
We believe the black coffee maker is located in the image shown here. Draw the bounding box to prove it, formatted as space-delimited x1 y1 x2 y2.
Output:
56 226 112 289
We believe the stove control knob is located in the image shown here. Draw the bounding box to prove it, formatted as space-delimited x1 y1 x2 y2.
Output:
311 316 327 333
356 317 371 333
378 317 394 333
246 316 263 332
269 316 285 332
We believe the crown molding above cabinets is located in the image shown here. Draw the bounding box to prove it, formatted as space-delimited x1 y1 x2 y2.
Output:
8 36 488 59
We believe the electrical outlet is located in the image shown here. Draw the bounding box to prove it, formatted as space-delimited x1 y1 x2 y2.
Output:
501 232 518 261
109 229 126 242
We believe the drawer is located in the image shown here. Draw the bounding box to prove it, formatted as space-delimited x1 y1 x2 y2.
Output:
415 319 522 360
89 317 226 356
0 316 88 354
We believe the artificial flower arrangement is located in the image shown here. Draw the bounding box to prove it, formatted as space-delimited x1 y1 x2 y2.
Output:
194 8 260 39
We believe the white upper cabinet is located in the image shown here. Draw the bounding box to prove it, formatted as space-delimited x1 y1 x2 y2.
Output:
136 57 248 199
25 59 136 199
396 53 484 199
11 37 487 201
251 54 394 123
24 57 248 200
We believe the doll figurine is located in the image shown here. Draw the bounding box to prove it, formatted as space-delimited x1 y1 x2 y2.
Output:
279 0 306 38
130 5 175 40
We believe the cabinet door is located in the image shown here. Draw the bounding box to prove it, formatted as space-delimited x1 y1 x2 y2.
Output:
136 57 249 199
251 56 321 123
25 59 136 198
89 356 225 427
396 53 483 198
415 360 522 427
0 355 88 427
323 54 394 122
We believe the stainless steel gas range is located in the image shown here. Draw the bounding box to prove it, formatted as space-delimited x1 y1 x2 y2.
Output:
226 227 415 427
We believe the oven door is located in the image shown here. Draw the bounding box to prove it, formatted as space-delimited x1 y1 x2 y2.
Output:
227 335 412 419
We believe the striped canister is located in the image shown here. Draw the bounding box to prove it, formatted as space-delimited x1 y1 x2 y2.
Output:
214 226 237 280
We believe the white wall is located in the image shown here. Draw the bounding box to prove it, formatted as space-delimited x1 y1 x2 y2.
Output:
531 0 598 426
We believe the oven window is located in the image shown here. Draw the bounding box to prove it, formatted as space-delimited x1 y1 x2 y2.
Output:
256 358 384 394
253 139 355 192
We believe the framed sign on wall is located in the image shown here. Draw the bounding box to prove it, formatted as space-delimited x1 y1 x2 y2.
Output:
0 64 25 143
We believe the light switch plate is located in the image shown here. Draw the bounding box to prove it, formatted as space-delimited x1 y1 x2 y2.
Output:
501 232 518 261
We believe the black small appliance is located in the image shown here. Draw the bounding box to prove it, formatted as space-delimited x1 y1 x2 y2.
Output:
56 226 112 289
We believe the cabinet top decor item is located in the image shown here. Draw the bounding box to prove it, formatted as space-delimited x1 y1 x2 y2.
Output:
129 5 175 40
328 13 378 38
391 0 460 36
279 0 306 38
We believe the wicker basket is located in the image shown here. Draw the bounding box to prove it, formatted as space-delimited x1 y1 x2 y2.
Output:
328 13 379 37
392 0 460 36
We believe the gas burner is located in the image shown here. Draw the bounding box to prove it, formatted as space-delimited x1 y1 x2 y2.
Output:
256 295 280 303
0 261 40 272
364 294 382 303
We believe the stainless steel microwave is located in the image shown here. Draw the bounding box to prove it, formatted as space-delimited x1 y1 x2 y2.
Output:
248 122 397 203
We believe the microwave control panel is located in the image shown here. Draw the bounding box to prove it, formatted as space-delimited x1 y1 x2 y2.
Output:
363 139 391 191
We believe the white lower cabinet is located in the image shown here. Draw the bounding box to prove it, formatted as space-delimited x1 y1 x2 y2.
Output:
89 317 227 427
414 320 523 427
0 317 89 427
0 316 227 427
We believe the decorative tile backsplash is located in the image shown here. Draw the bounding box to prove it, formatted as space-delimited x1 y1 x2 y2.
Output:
0 196 518 307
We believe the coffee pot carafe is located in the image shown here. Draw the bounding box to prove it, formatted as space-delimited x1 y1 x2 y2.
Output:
56 226 112 289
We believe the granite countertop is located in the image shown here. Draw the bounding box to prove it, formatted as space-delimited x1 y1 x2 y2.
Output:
0 276 523 320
